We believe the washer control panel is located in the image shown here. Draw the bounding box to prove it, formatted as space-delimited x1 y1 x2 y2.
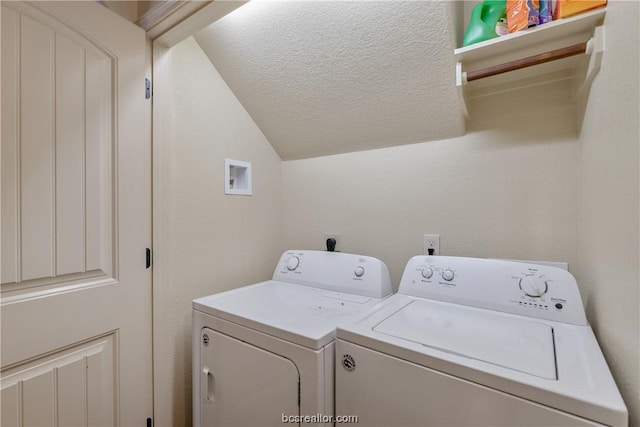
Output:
399 256 587 325
273 250 392 299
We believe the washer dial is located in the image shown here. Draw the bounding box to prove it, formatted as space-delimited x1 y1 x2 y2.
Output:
421 268 433 279
442 269 455 281
519 275 548 297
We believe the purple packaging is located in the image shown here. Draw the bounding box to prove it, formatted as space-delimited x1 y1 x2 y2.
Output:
539 0 553 24
528 0 540 26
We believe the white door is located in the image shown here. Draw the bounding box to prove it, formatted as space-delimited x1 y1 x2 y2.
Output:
200 328 300 426
1 1 152 426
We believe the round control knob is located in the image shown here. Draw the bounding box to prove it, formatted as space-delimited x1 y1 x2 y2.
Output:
421 268 433 279
354 266 365 277
442 269 455 281
519 275 548 297
286 256 300 271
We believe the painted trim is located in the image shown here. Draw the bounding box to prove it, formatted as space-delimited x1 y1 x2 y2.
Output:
152 1 247 47
137 0 186 31
151 42 174 427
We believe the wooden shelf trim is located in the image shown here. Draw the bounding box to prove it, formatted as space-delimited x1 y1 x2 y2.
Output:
465 41 588 82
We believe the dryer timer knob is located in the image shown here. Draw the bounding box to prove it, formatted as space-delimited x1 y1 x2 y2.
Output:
442 269 455 281
286 256 300 271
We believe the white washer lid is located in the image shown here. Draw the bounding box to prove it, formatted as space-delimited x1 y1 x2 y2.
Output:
373 299 557 379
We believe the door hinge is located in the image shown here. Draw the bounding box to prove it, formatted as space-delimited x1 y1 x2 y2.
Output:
146 418 152 427
146 248 152 269
145 78 151 99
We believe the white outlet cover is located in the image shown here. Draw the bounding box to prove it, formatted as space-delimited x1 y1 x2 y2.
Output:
423 234 440 256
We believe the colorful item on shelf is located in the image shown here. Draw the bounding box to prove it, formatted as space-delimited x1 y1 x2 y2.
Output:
539 0 553 24
462 0 507 47
554 0 607 19
496 17 509 36
528 0 540 25
507 0 540 33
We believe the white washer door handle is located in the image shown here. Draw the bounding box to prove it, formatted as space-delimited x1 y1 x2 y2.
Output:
202 367 215 402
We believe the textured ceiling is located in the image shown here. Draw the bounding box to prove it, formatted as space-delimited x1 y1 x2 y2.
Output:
195 1 465 160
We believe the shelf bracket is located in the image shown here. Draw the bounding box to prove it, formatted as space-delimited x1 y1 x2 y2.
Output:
456 40 594 119
456 62 469 118
456 27 604 118
573 25 605 100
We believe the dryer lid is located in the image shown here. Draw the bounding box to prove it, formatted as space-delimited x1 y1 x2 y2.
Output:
193 280 381 349
373 300 557 380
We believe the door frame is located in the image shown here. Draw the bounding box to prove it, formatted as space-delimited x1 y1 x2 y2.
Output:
148 2 247 425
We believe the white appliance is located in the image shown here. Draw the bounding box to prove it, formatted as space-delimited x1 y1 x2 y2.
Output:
193 250 392 427
336 256 628 426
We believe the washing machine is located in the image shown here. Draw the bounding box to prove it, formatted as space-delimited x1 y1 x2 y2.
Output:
193 250 392 427
336 256 628 426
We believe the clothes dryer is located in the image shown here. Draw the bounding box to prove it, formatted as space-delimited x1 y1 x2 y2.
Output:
193 250 392 427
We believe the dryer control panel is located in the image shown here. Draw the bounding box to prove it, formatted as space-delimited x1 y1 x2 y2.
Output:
274 250 392 299
399 256 587 325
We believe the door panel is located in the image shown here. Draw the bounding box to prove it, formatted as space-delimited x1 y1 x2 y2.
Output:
57 358 87 426
1 4 19 285
1 334 116 427
1 2 151 425
2 1 114 293
55 31 86 276
85 51 112 274
23 372 55 426
1 382 19 426
200 328 300 426
19 13 56 282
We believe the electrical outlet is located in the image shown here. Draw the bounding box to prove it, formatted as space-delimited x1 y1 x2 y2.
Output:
324 233 341 251
423 234 440 256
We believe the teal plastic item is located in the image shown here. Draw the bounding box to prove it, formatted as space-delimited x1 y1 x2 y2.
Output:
462 0 507 47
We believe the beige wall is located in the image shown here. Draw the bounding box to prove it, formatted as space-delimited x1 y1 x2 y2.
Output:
157 5 638 427
160 37 282 426
577 1 640 426
281 4 639 422
282 80 579 288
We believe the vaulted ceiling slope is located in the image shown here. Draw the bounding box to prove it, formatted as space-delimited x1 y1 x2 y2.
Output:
195 1 465 160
